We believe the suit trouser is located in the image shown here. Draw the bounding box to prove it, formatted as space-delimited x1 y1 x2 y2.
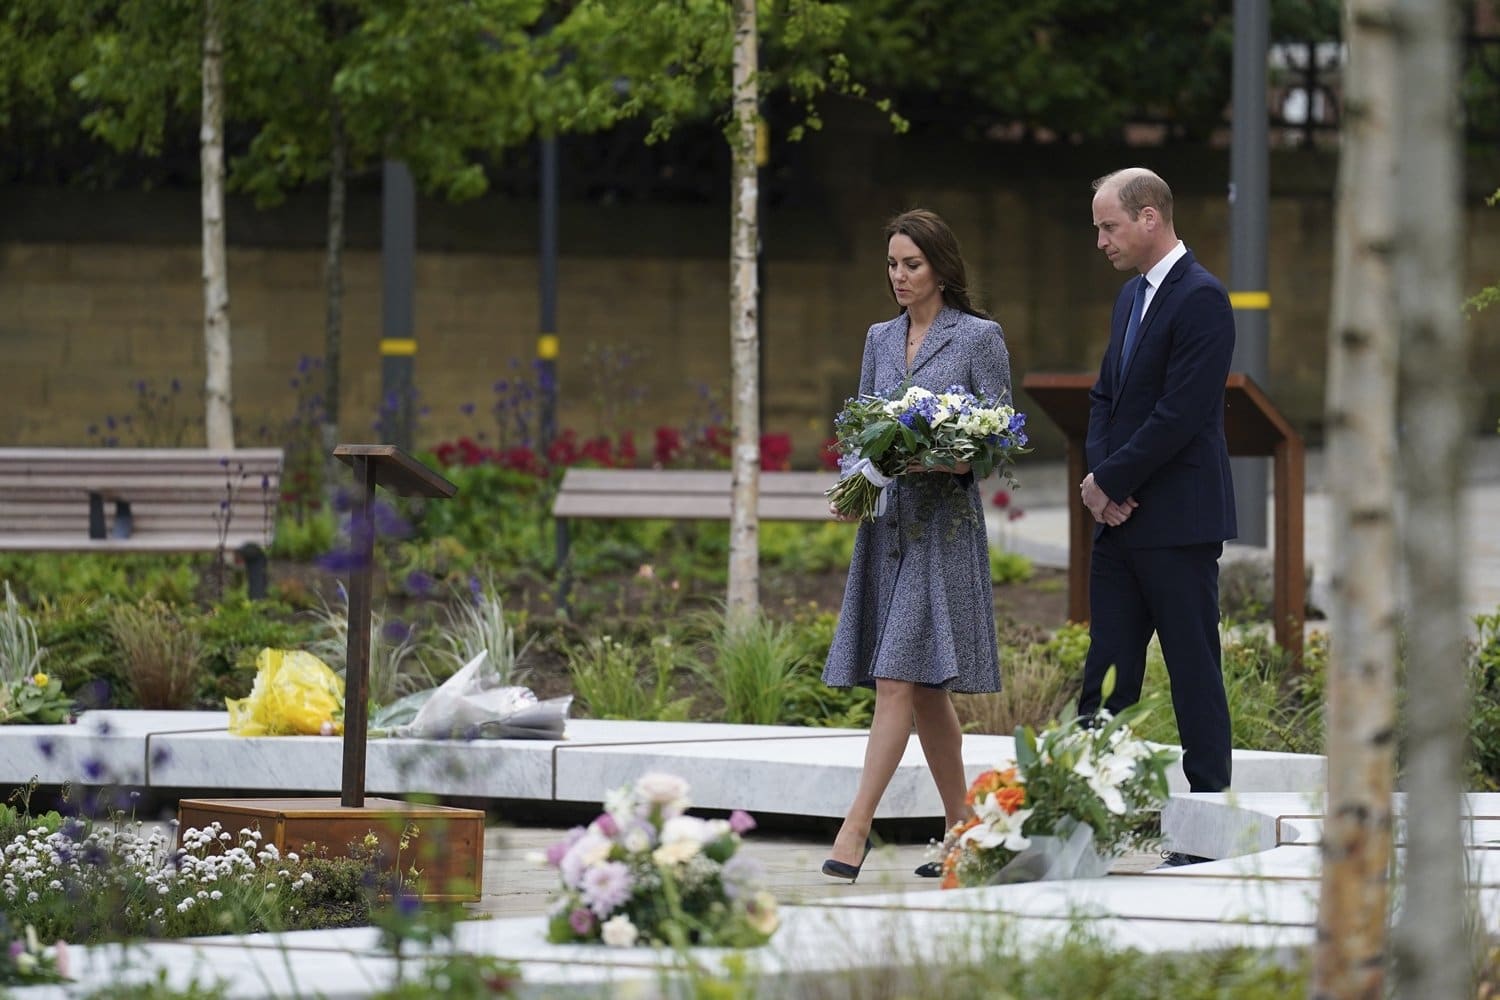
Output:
1077 531 1232 793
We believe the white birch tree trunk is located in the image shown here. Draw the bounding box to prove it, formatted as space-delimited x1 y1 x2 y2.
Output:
1314 1 1400 996
1391 0 1474 996
726 0 760 626
200 0 234 449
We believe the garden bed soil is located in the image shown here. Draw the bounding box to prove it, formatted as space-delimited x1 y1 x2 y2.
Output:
266 559 1070 707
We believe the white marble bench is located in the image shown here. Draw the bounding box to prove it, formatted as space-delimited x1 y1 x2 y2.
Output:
0 712 1327 822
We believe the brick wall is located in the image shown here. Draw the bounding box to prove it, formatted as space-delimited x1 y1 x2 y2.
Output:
2 139 1497 462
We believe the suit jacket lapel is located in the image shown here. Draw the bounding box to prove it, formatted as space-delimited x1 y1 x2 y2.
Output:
1112 253 1194 407
908 307 957 376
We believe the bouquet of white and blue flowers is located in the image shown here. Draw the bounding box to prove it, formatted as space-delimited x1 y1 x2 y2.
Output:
826 384 1029 521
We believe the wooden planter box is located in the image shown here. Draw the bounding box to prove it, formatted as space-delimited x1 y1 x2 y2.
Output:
177 796 485 902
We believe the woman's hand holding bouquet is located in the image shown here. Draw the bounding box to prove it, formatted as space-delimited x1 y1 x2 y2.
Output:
826 384 1029 522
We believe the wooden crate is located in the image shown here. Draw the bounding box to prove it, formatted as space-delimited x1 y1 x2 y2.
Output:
177 797 485 902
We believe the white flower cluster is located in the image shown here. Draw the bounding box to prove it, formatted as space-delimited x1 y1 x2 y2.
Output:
1063 723 1160 815
1 820 308 924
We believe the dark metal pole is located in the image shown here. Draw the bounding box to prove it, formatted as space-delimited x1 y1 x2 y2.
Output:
340 454 376 808
1230 0 1270 546
539 135 559 450
381 160 416 453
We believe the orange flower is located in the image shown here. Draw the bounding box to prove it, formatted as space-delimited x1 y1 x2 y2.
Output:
965 769 1004 807
993 786 1027 814
941 869 959 890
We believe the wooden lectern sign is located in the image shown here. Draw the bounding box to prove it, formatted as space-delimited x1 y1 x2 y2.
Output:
179 445 483 901
1021 373 1306 659
331 444 458 804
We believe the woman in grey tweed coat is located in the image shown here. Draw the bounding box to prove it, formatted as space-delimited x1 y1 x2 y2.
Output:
821 210 1010 881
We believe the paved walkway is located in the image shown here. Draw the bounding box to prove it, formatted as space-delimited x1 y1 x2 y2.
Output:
472 824 1160 919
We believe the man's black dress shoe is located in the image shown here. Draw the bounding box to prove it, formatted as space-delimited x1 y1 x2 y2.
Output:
914 861 943 878
1155 851 1213 869
821 838 874 883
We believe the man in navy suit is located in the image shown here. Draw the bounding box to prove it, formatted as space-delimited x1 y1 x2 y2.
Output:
1077 168 1237 796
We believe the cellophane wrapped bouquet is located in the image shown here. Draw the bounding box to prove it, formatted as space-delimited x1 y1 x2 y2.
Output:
543 772 780 948
826 384 1029 521
936 701 1178 888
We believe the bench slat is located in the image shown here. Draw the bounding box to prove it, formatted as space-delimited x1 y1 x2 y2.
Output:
552 468 833 521
0 533 271 552
0 448 283 554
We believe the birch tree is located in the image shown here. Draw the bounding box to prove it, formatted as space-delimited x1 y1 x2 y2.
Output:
1314 0 1400 993
726 0 761 623
1390 0 1473 996
199 0 233 449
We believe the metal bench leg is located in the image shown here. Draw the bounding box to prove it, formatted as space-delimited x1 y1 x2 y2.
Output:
88 492 106 539
240 543 269 600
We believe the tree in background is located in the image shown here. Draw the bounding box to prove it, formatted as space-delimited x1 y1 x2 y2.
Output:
1391 0 1475 996
835 0 1340 140
1316 0 1400 990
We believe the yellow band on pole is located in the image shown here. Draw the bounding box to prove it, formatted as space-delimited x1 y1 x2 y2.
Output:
538 334 560 360
1229 291 1271 310
756 120 770 168
379 338 418 356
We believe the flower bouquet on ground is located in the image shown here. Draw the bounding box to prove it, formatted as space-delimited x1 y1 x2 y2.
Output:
542 772 780 948
937 693 1178 888
826 384 1029 521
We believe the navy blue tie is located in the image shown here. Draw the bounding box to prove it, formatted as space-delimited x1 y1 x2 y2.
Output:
1118 276 1149 377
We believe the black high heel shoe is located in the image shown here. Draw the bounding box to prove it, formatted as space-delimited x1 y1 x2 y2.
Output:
821 838 874 883
913 861 943 878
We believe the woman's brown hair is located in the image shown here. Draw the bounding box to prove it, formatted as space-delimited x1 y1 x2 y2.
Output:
883 209 991 320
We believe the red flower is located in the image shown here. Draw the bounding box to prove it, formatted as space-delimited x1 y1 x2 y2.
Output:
991 489 1011 509
759 432 792 471
654 427 684 467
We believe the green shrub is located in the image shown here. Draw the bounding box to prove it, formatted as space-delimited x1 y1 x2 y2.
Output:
1468 610 1500 789
955 623 1085 735
33 598 121 707
0 581 45 685
108 599 203 710
565 634 692 721
688 610 808 726
269 508 338 561
193 595 323 703
435 574 532 686
759 521 854 573
0 554 197 605
989 547 1034 585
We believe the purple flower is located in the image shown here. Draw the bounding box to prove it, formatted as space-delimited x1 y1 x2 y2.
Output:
593 813 619 838
569 907 596 936
8 940 23 959
580 861 634 916
728 810 756 835
546 826 587 867
720 853 765 900
37 737 56 760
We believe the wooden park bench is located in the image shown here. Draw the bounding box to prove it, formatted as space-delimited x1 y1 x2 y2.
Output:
550 467 835 605
0 448 284 598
